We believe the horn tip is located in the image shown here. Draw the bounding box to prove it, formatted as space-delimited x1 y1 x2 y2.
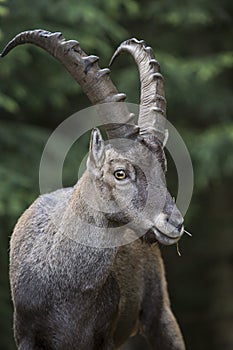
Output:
109 37 146 66
0 47 9 58
109 50 119 67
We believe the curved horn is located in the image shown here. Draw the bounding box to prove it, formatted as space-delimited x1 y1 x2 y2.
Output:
0 30 139 139
110 38 166 141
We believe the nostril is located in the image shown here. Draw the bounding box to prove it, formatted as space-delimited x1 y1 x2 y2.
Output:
166 217 184 231
176 223 183 232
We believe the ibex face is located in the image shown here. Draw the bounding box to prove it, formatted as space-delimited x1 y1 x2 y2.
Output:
84 127 184 246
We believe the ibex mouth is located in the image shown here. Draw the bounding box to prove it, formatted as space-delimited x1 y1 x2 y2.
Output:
152 226 184 246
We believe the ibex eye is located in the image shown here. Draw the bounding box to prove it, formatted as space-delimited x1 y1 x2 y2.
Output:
114 169 126 180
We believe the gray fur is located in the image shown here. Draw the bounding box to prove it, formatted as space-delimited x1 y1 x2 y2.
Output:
1 31 187 349
10 132 186 350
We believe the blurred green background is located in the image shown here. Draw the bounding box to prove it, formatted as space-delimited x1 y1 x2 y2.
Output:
0 0 232 349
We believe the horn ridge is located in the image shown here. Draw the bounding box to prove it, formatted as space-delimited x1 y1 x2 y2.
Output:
0 30 66 57
110 38 167 141
1 29 139 140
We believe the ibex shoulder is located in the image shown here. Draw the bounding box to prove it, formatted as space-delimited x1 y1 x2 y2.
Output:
11 187 74 244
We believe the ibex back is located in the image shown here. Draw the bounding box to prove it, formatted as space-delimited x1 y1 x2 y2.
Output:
1 30 186 349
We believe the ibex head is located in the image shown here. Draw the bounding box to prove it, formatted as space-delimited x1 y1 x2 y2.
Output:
1 31 184 245
84 125 183 246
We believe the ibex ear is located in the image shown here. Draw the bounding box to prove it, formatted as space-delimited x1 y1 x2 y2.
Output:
87 128 105 174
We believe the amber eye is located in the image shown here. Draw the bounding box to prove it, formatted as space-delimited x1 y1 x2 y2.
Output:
114 169 126 180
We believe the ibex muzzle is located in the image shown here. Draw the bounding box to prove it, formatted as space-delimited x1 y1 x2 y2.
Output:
1 31 186 349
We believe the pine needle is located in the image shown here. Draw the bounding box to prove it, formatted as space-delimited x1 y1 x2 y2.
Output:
176 242 181 256
184 229 192 237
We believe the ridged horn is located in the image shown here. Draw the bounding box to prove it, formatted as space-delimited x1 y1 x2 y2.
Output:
0 29 139 140
110 38 166 142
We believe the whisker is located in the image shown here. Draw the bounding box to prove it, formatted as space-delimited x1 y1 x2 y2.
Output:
184 229 192 237
176 242 181 257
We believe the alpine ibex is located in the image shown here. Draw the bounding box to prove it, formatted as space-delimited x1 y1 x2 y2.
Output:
1 30 186 349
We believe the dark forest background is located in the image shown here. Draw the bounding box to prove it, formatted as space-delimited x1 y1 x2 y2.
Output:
0 0 232 349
